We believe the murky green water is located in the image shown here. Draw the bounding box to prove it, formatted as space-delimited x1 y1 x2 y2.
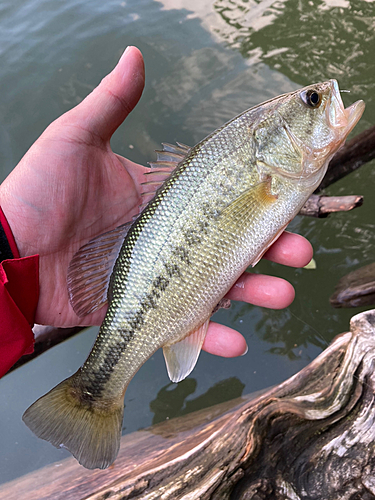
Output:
0 0 374 484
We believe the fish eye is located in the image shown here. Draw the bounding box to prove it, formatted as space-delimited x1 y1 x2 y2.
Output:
300 89 322 108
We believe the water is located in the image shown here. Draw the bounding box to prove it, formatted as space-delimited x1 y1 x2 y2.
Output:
0 0 374 485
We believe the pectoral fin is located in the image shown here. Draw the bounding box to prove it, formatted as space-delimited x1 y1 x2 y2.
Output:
163 320 209 383
219 177 280 267
220 177 278 221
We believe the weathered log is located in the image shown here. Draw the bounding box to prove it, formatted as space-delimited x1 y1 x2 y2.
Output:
331 262 375 308
316 123 375 192
2 309 375 500
299 194 363 218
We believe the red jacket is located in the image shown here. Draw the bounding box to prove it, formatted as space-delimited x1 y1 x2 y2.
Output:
0 208 38 377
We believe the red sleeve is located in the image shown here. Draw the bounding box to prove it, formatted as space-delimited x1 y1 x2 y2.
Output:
0 208 39 377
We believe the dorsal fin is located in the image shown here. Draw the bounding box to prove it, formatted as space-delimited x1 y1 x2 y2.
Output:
155 151 184 162
67 222 132 316
161 142 190 155
140 142 191 210
150 142 190 171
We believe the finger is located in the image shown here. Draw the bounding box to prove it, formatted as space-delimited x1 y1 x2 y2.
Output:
263 231 313 268
203 322 248 357
227 273 295 309
69 46 145 141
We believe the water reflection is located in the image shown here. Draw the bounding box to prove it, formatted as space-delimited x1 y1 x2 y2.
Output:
234 301 328 361
152 44 298 145
215 0 288 34
213 0 375 108
150 377 245 425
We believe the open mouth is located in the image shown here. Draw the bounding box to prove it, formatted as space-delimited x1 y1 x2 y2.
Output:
328 79 365 136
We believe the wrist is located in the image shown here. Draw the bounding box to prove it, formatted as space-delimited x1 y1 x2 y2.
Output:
0 205 40 376
0 207 20 260
0 186 34 259
0 205 40 327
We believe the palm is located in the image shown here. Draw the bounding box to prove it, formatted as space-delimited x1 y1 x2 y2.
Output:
5 123 148 326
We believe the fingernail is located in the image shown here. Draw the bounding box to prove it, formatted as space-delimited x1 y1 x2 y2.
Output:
235 281 245 289
119 46 131 63
241 344 248 356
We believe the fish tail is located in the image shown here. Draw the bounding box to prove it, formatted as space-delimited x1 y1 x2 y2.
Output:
22 374 124 470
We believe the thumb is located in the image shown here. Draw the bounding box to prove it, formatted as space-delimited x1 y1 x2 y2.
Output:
68 46 145 142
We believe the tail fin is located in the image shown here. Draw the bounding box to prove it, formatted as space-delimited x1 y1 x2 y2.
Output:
22 375 124 469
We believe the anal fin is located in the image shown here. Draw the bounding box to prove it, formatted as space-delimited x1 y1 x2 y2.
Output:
163 320 209 383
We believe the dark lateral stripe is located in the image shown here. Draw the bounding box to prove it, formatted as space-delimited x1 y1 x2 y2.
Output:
81 339 128 398
86 153 219 395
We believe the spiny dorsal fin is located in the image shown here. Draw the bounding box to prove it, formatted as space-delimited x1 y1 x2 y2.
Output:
161 142 190 155
155 141 190 163
163 319 209 383
140 142 191 210
155 150 186 163
67 222 131 316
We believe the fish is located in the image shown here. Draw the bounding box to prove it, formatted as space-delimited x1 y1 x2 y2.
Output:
22 79 364 470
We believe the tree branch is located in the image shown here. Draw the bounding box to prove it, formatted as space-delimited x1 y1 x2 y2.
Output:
299 194 363 217
316 124 375 192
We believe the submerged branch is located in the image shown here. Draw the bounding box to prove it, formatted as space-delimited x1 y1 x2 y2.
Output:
330 262 375 308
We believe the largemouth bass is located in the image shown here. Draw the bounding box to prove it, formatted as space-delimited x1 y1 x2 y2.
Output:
23 80 364 470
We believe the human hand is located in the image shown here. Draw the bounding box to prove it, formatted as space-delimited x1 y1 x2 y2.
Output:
0 46 312 357
0 46 147 328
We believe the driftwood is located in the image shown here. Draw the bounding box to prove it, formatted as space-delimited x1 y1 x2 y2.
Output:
1 309 375 499
331 262 375 308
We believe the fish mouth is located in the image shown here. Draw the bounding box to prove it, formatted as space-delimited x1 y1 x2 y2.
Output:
328 79 365 139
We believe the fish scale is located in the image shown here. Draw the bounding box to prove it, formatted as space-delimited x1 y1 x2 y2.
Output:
23 79 365 470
